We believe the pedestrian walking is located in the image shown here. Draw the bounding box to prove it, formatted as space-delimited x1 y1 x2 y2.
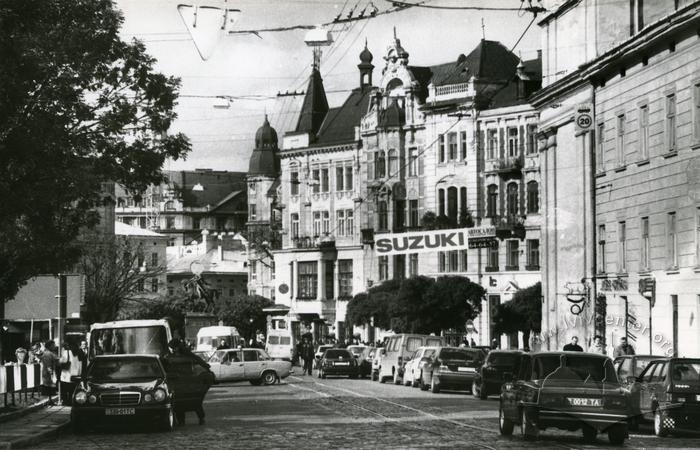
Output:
563 336 583 351
40 340 59 405
589 335 606 355
77 340 89 377
613 337 635 357
301 338 315 375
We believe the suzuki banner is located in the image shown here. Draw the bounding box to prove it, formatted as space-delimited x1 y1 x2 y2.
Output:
375 226 496 256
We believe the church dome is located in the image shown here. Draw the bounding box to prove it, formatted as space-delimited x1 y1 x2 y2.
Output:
359 43 373 64
248 115 280 177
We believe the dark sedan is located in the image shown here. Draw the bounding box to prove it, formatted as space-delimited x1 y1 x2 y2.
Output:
473 350 525 399
318 349 359 379
499 352 629 445
71 355 176 432
629 358 700 436
419 347 483 394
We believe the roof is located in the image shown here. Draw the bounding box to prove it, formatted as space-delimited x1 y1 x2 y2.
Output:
167 247 247 275
91 319 170 330
313 87 372 146
115 221 167 237
295 68 329 135
166 170 247 209
210 190 244 212
249 116 280 177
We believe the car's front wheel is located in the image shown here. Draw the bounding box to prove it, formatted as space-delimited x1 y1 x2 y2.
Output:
499 403 514 436
261 371 278 385
430 375 440 394
654 409 670 437
520 408 538 441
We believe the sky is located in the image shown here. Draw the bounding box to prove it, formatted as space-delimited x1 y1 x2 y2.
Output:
116 0 543 172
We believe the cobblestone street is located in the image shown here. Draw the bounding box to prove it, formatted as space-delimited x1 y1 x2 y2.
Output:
38 374 700 449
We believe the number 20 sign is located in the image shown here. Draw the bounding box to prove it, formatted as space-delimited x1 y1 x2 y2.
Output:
575 103 594 133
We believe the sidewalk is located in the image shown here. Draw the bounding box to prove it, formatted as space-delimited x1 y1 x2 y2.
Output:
0 400 71 449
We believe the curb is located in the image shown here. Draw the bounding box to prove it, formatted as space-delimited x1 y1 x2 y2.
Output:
0 397 52 425
0 419 71 450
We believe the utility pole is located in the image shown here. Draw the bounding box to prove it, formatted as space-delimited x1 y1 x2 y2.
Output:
56 274 67 348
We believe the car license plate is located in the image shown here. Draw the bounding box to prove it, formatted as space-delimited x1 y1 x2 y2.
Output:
105 408 136 416
335 362 349 366
566 397 602 407
457 367 475 372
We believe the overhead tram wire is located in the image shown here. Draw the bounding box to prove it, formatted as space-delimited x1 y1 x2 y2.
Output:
388 0 523 11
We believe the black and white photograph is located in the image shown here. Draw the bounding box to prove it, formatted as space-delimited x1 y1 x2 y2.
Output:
1 0 700 448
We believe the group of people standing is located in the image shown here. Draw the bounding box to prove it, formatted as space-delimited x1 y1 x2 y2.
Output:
11 340 88 405
563 335 636 357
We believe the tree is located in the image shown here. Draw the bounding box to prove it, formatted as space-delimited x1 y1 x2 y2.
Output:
0 0 190 305
346 279 397 330
493 282 542 349
77 231 165 323
388 276 436 333
216 294 273 344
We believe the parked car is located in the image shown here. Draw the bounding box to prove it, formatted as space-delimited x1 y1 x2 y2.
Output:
314 344 335 368
499 351 629 445
402 346 438 387
318 349 359 379
379 334 444 384
193 351 212 362
473 350 526 399
613 354 663 391
629 357 700 436
265 330 295 361
207 348 292 385
419 346 484 394
371 347 384 381
346 345 367 358
71 355 176 432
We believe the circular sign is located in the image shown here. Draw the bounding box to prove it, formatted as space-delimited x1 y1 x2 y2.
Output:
189 261 204 276
279 283 289 294
576 113 592 130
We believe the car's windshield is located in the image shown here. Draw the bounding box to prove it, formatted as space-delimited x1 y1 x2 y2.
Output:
325 350 351 359
489 353 519 367
671 361 700 382
88 357 162 381
90 326 168 358
440 349 479 361
635 357 657 374
536 355 617 382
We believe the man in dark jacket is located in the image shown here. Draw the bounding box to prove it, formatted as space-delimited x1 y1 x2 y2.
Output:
164 339 214 425
563 336 584 352
300 338 315 376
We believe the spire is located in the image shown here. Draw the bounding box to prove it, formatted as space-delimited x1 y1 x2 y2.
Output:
295 68 329 136
358 39 374 89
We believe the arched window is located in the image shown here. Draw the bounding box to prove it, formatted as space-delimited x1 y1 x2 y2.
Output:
438 188 445 216
447 187 458 224
376 151 386 179
487 185 498 217
527 181 539 214
378 201 388 230
507 182 519 217
388 149 398 177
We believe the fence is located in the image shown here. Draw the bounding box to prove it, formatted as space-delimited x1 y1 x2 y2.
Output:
0 363 42 408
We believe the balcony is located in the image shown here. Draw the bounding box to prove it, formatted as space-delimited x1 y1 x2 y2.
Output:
291 235 336 251
488 215 526 240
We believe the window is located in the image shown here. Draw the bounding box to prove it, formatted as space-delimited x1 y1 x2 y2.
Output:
506 182 519 217
291 213 299 238
668 212 678 267
297 262 318 299
388 149 398 177
667 94 677 152
250 261 257 281
338 259 353 298
617 114 626 167
409 253 418 277
438 252 446 273
507 240 519 270
694 82 700 141
438 188 445 216
527 239 539 269
320 168 329 192
438 134 445 163
618 221 627 273
192 217 200 230
291 171 299 195
313 211 321 237
150 278 158 293
408 148 417 176
166 217 175 229
641 217 650 270
346 209 354 236
460 249 468 272
336 166 344 191
322 211 330 235
378 256 389 281
507 127 518 157
151 252 158 267
137 279 144 292
165 201 174 211
448 132 458 160
460 131 468 159
409 200 419 227
312 169 320 193
487 129 498 160
345 166 353 191
249 204 257 221
526 181 539 214
526 124 537 154
393 255 406 280
487 185 498 217
448 250 459 272
336 210 346 236
487 243 499 270
639 105 649 160
596 122 605 172
378 201 388 230
137 253 145 269
375 151 386 178
598 225 606 274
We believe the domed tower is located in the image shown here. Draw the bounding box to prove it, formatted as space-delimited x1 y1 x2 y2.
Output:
358 39 374 89
248 114 280 177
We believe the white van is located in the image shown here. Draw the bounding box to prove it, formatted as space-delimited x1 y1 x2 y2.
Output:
88 319 172 359
265 330 295 361
378 334 444 384
196 326 242 354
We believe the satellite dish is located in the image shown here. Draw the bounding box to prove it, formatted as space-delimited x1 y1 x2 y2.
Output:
190 261 204 276
177 2 241 61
